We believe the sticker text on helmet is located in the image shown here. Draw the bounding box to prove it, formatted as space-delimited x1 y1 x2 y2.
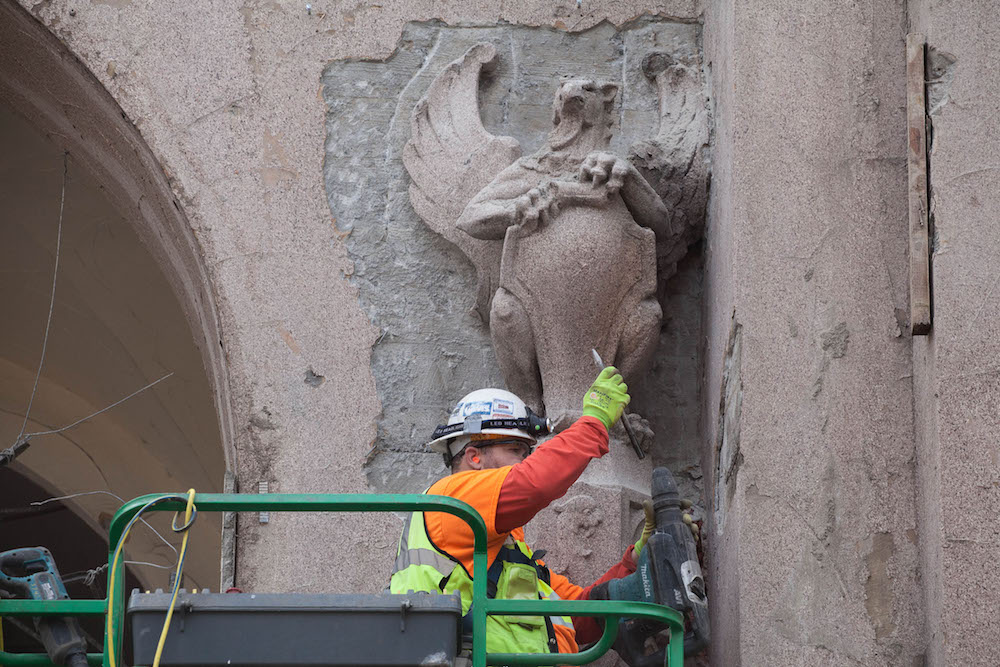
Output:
492 399 515 417
462 400 493 418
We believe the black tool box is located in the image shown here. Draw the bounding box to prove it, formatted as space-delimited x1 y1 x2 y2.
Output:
127 590 462 667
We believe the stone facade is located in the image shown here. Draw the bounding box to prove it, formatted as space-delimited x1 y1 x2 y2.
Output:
3 0 1000 664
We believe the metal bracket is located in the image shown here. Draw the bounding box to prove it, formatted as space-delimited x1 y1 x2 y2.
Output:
258 481 270 524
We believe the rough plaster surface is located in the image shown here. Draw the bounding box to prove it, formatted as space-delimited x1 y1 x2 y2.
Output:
910 1 1000 663
702 0 923 663
21 0 997 664
18 0 704 605
322 20 707 497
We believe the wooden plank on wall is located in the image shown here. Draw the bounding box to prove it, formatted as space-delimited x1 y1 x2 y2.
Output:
907 33 932 335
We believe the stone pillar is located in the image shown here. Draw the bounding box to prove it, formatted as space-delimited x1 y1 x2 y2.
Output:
910 2 1000 664
702 1 924 663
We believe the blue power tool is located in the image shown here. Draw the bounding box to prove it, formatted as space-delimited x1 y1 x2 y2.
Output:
0 547 90 667
590 467 710 664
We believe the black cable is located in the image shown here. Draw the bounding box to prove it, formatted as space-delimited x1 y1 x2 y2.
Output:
0 438 30 468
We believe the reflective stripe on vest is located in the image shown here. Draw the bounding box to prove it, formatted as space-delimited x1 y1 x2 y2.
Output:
390 511 458 595
540 586 574 629
392 511 456 578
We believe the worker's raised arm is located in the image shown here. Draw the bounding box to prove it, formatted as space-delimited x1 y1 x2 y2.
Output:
495 415 607 532
494 367 630 533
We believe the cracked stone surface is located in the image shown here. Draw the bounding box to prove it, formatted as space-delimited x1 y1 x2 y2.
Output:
702 1 924 664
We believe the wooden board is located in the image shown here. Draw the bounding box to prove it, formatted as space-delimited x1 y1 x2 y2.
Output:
906 33 932 335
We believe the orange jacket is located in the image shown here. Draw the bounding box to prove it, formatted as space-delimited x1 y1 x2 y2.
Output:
424 416 637 652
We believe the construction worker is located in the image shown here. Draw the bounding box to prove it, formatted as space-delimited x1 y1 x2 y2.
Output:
390 367 652 658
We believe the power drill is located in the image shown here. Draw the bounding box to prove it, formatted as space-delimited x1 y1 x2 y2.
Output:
0 547 90 667
590 467 710 664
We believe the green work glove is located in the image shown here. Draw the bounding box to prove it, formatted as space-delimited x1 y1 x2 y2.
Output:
582 366 630 431
633 500 655 556
633 499 698 561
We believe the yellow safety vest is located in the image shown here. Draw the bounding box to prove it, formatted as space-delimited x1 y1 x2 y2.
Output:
389 508 575 657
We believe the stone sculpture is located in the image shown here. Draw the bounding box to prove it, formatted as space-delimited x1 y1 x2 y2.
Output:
403 43 706 429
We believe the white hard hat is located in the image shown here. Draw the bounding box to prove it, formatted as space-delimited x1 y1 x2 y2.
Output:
428 388 551 461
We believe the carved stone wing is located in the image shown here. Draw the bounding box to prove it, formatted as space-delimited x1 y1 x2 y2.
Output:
629 51 710 300
402 43 521 321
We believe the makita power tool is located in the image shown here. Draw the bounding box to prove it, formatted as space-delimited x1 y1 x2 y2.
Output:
0 547 90 667
590 467 710 664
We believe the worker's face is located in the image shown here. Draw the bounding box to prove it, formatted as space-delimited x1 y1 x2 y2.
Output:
473 439 533 469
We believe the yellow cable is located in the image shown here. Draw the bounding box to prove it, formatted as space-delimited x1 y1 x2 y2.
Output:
106 516 135 667
105 491 197 667
152 488 196 667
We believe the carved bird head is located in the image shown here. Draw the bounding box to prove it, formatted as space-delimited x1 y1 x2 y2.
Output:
548 79 619 151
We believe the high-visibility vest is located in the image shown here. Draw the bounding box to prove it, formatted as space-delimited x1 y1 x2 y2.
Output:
389 508 576 656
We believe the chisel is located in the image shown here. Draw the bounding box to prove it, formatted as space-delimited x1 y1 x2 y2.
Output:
591 349 645 459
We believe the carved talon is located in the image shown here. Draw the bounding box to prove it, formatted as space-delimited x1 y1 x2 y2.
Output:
580 152 628 195
607 162 629 194
515 183 562 232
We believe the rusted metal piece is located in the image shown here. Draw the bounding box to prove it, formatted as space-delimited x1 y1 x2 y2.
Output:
907 33 932 335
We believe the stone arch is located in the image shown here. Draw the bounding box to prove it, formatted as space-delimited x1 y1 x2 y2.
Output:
0 2 233 590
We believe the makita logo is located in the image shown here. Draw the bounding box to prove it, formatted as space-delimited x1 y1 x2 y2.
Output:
640 564 652 599
41 581 56 600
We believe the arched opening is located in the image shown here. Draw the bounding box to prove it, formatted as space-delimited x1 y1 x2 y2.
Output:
0 0 233 602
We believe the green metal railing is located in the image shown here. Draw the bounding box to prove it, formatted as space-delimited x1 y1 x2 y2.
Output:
0 493 683 667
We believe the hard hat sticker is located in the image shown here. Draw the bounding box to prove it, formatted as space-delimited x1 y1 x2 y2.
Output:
492 399 515 417
461 400 493 417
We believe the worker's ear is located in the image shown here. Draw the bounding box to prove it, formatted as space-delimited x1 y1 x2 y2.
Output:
464 446 485 470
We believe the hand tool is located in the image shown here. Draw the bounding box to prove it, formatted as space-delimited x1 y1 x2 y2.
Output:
591 349 645 459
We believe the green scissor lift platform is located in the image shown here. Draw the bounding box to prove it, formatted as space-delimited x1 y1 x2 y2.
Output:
0 492 684 667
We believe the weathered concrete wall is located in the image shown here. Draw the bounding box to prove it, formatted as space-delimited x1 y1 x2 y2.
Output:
910 2 1000 663
702 0 924 663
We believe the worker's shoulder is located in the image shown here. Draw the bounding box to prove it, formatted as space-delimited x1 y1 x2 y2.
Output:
427 467 512 499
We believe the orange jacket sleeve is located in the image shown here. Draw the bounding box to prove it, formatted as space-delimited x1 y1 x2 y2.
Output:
547 545 638 644
494 416 609 533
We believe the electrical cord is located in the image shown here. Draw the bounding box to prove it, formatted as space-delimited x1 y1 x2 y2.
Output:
153 489 196 667
105 491 197 667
